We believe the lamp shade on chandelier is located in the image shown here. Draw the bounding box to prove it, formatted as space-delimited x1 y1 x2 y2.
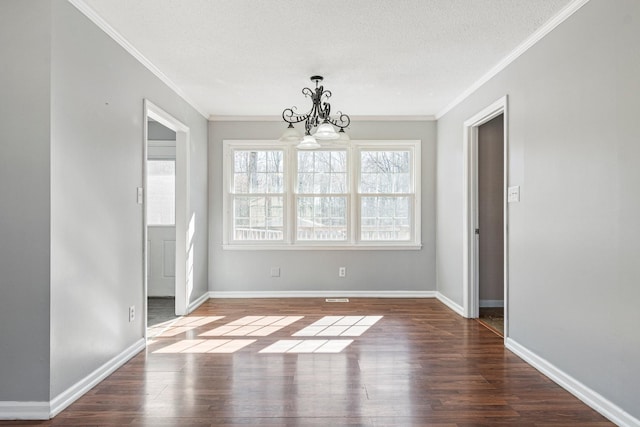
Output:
279 76 351 149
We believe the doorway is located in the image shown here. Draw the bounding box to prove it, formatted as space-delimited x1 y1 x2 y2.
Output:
143 100 191 339
146 121 178 331
477 114 504 336
462 96 508 339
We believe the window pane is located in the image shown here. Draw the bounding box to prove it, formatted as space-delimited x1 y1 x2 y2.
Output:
297 150 347 194
297 197 347 241
360 196 410 241
233 196 284 241
360 151 411 193
233 150 283 194
147 160 175 225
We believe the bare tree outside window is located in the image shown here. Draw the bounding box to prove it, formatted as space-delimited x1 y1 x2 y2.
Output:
360 151 412 241
232 150 284 241
297 151 347 241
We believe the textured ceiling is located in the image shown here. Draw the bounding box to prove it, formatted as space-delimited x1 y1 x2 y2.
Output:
78 0 574 118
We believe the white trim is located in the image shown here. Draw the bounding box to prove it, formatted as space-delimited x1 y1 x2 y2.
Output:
1 339 145 419
462 96 509 342
68 0 208 119
435 292 465 316
187 291 210 314
222 244 422 251
49 338 145 418
506 338 640 427
208 291 436 299
0 402 49 420
479 299 504 308
436 0 590 119
209 115 435 122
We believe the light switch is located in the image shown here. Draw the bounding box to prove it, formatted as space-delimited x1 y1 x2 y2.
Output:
137 187 143 204
508 186 520 203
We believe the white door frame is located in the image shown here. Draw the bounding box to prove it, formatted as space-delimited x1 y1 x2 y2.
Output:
143 100 191 334
462 95 509 338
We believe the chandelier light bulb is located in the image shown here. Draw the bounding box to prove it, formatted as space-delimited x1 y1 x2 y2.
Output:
278 123 301 142
297 134 321 150
313 122 339 140
337 128 350 142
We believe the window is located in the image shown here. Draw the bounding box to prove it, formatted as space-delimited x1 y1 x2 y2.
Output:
359 150 411 241
147 160 175 225
223 140 420 249
231 149 284 241
297 150 348 241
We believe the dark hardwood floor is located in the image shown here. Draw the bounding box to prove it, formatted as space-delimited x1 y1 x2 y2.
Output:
2 298 612 426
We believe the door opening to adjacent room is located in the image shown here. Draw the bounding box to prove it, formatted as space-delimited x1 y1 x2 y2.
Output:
462 96 508 340
146 121 178 332
144 100 191 339
476 114 505 337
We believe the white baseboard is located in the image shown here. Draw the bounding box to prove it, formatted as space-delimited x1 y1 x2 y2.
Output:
479 299 504 308
435 292 465 316
207 290 436 299
0 401 49 420
1 339 146 420
506 338 639 427
49 338 146 418
188 291 211 313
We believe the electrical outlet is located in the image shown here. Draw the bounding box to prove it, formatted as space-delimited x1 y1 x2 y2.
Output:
129 305 135 322
270 267 280 277
339 267 346 278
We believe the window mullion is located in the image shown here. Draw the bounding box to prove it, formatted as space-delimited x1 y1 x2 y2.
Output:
350 144 358 244
287 145 296 244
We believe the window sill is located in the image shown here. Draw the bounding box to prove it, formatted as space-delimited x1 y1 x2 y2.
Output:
222 243 422 251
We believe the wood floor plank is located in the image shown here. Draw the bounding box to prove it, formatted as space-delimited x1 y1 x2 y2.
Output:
0 298 613 426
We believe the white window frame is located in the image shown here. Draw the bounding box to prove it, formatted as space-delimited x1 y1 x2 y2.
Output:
223 140 421 250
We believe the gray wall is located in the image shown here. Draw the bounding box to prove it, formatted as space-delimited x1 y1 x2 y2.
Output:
0 0 52 402
208 121 436 293
49 0 208 398
436 0 639 418
478 115 504 302
0 0 208 403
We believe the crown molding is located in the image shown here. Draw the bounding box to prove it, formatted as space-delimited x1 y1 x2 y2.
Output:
435 0 591 119
208 115 435 122
67 0 208 119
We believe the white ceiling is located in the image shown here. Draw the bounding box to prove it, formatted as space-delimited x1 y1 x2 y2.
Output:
77 0 574 119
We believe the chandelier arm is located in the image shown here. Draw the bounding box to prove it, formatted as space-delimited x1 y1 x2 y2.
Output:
281 76 350 137
326 112 351 129
282 107 311 124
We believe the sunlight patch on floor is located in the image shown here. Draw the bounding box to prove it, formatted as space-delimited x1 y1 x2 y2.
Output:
293 315 382 337
153 339 256 354
152 314 381 354
259 339 354 354
199 315 304 337
152 316 225 337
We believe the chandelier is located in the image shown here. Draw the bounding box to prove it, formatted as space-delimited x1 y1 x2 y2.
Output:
279 75 351 149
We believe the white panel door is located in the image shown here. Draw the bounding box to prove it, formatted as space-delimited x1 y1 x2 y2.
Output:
148 226 175 297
